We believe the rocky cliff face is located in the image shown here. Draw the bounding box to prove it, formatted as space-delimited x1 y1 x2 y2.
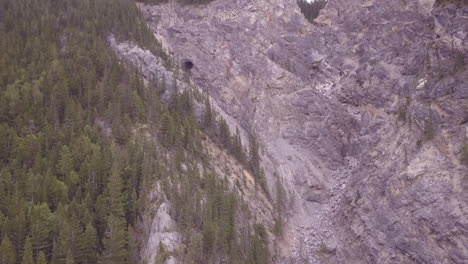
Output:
118 0 467 263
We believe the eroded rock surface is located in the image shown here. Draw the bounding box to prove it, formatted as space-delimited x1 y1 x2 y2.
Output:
120 0 466 263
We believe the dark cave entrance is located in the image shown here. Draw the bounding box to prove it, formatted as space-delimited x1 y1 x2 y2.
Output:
183 59 194 71
297 0 328 23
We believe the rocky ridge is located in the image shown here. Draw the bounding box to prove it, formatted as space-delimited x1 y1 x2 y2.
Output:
113 0 467 263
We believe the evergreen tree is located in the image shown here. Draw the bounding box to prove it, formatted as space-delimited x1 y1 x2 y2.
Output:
50 240 61 264
100 157 128 264
65 249 74 264
218 117 231 150
160 112 175 148
233 127 245 163
36 251 47 264
249 224 269 264
21 236 34 264
248 132 261 179
100 214 128 264
29 204 53 259
0 235 16 264
0 0 273 262
81 223 98 264
203 98 213 131
274 172 284 236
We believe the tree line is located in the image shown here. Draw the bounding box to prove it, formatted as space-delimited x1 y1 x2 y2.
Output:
200 96 269 194
0 0 271 263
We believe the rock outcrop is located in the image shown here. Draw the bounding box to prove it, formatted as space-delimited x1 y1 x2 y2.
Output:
117 0 467 263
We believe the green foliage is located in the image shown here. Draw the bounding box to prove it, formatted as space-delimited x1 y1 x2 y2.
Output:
423 118 435 142
0 0 271 263
248 224 269 264
21 236 33 264
398 97 411 123
155 241 170 264
317 241 328 257
201 96 265 193
453 49 466 72
0 0 168 262
29 203 54 259
100 153 129 263
203 97 214 132
461 143 468 167
138 0 214 6
81 223 98 264
273 173 285 236
36 251 48 264
297 0 327 23
435 0 467 7
0 236 16 264
65 249 74 264
249 132 268 194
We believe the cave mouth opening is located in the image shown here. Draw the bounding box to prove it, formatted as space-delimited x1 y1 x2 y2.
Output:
297 0 328 23
183 59 194 71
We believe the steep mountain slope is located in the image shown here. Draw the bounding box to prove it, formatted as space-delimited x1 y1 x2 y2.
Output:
0 0 275 263
0 1 166 263
5 0 464 263
131 0 467 263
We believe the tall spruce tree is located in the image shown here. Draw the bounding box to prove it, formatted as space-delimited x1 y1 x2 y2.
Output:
36 251 47 264
203 97 213 131
0 235 16 264
248 132 261 179
100 155 128 264
81 223 98 264
21 236 34 264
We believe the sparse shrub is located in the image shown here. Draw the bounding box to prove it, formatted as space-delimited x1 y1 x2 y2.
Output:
453 49 466 71
435 0 467 7
317 241 332 258
155 241 170 264
398 107 407 122
138 0 214 5
423 118 435 142
462 143 468 167
398 97 411 123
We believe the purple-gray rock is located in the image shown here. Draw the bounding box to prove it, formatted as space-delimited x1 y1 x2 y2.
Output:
113 0 468 263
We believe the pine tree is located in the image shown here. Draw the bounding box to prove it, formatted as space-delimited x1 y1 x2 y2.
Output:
50 239 62 264
462 143 468 167
21 236 34 264
66 214 83 264
233 127 245 164
248 132 261 179
100 158 128 264
249 224 269 264
218 117 231 150
203 97 213 131
274 172 284 236
57 146 73 179
100 214 128 264
7 196 27 262
65 249 74 264
36 251 47 264
127 226 138 264
0 235 16 264
160 112 175 148
29 203 53 259
81 222 98 264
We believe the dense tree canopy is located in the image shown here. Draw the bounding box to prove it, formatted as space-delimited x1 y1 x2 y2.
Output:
0 0 271 263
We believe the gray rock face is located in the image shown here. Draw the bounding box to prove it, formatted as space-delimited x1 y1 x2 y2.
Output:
126 0 467 263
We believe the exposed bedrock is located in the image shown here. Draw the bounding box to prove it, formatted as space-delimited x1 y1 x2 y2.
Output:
126 0 467 262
